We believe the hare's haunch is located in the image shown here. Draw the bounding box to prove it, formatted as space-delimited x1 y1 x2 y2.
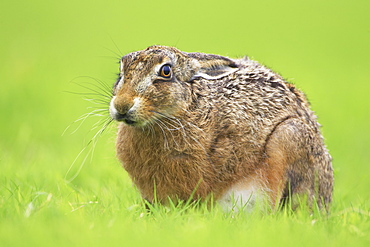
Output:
109 45 333 211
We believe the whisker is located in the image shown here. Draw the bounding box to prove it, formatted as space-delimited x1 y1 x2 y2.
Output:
156 118 180 148
89 118 114 144
104 36 124 59
149 110 210 157
73 82 111 100
64 91 111 99
155 113 184 131
65 76 114 182
65 117 114 183
70 76 113 97
63 110 103 136
83 98 111 106
154 118 169 150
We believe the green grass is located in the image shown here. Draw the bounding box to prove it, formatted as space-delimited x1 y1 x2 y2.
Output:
1 0 369 246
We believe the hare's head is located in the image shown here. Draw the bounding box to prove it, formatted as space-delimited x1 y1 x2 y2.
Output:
109 45 238 127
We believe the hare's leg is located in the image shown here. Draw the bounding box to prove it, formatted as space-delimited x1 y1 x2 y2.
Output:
262 117 332 209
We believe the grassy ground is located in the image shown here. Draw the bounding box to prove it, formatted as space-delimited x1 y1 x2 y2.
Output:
1 0 369 246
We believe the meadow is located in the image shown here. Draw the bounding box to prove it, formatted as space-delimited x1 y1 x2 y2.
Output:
1 0 369 246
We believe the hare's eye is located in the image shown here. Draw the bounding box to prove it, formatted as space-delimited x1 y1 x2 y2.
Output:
159 64 172 78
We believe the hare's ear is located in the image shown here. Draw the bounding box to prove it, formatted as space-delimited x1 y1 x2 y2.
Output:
188 53 239 80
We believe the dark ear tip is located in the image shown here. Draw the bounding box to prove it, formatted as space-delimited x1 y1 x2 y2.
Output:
229 62 238 68
220 56 239 68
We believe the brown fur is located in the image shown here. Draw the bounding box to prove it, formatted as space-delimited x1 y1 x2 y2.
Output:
110 45 333 210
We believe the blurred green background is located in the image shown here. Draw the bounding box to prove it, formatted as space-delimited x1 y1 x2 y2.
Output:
0 0 369 246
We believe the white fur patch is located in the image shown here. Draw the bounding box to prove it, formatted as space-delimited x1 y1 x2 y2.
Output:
109 96 118 119
115 75 124 91
194 67 238 80
217 179 264 212
120 60 124 72
131 97 141 111
136 75 152 93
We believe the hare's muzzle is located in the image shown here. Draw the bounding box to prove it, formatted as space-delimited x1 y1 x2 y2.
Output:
109 96 140 126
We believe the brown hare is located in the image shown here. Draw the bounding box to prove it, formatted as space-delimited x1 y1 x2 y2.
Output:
109 45 333 211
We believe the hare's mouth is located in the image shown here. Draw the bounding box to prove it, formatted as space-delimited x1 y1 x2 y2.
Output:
110 108 143 126
113 113 137 125
122 119 136 125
